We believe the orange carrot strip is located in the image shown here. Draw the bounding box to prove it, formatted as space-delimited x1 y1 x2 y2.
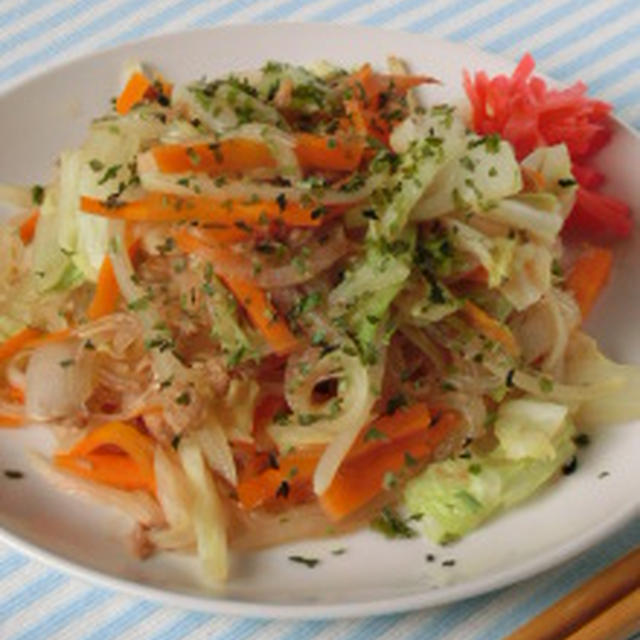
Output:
461 300 520 357
66 420 155 491
0 413 24 427
151 138 276 174
27 328 72 349
223 275 298 356
346 64 380 105
80 193 320 228
0 327 44 362
463 265 489 284
151 135 364 175
322 435 430 520
19 210 39 244
173 227 251 271
348 402 432 460
235 445 271 485
320 408 459 521
68 420 154 460
565 246 613 318
345 64 435 107
237 447 321 510
8 386 24 404
115 71 152 115
344 99 369 136
87 256 119 320
54 452 155 492
294 133 364 173
380 73 437 93
175 229 298 355
345 96 390 146
252 395 287 438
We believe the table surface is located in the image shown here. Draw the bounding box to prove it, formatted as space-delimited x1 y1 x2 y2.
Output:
0 1 639 638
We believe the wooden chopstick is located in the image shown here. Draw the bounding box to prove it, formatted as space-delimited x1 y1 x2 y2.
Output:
506 546 640 640
564 588 640 640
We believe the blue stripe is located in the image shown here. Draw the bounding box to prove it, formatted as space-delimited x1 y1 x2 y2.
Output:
219 618 269 640
310 0 373 22
0 0 157 84
0 571 67 620
279 620 330 640
361 0 429 28
190 0 257 27
0 1 98 58
149 611 210 640
588 55 640 94
609 85 640 111
83 600 160 640
0 0 52 28
12 588 112 640
484 0 598 53
405 0 490 34
344 614 402 640
0 552 29 580
531 0 639 61
447 0 541 42
404 589 506 640
478 518 640 639
255 0 320 22
549 23 640 80
106 0 209 47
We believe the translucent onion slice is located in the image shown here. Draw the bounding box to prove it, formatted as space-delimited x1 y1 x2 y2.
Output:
178 437 228 582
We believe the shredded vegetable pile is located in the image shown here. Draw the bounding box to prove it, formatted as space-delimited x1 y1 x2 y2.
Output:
1 55 638 582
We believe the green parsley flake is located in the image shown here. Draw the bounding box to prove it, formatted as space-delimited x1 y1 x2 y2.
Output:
288 555 320 569
371 507 418 539
364 427 389 442
31 184 45 205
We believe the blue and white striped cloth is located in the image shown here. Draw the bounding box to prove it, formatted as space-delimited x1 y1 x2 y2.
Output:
0 1 639 638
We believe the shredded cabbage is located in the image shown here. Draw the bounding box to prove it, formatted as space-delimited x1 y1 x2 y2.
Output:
565 332 640 427
404 397 576 543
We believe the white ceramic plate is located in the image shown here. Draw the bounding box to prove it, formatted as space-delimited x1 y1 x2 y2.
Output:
0 23 638 619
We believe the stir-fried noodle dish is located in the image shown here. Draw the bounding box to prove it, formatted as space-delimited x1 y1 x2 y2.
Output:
1 54 636 581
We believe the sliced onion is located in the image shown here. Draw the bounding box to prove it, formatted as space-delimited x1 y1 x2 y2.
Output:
500 242 552 311
149 526 196 551
194 413 237 486
268 332 375 494
77 313 143 354
255 225 349 289
178 437 228 582
25 340 94 421
150 446 195 550
6 350 29 394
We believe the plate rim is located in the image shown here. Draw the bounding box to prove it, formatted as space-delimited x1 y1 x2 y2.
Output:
1 499 638 619
0 21 638 619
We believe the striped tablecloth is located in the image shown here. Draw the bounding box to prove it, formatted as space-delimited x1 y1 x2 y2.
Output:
1 1 639 638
